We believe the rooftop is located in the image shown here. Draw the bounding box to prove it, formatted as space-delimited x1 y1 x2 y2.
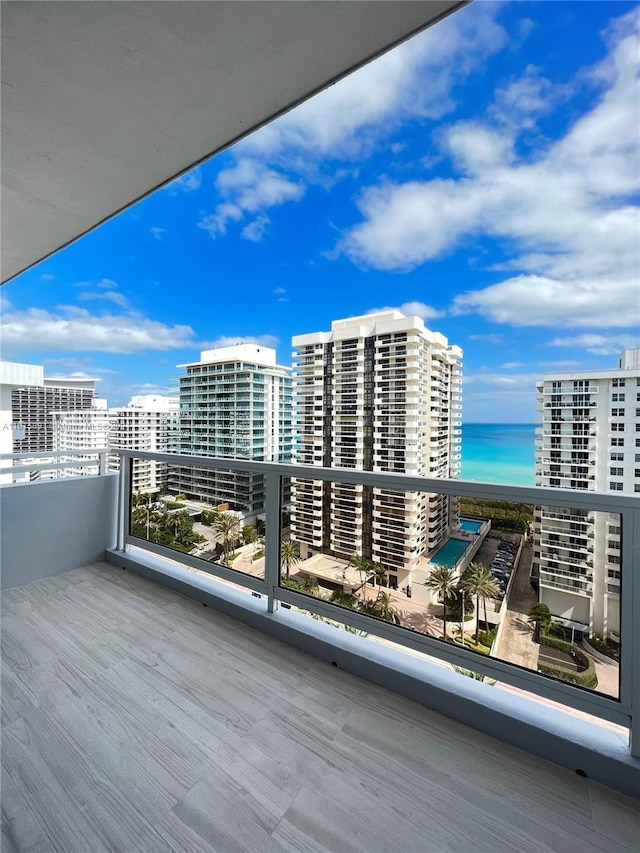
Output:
3 561 638 852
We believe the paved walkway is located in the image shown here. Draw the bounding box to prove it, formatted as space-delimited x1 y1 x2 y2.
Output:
495 540 540 671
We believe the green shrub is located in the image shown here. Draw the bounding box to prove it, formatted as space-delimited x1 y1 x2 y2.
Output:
478 627 498 648
585 635 620 662
539 635 598 689
166 500 186 510
252 548 265 561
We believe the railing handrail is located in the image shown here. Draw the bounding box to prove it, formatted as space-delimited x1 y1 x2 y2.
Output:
112 448 638 512
0 448 111 461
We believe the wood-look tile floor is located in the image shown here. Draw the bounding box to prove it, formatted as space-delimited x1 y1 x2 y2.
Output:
1 563 638 853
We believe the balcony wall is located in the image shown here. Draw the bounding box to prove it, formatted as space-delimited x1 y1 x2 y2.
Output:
0 473 118 589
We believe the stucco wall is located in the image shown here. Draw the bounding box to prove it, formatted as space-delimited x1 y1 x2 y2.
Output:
0 474 118 588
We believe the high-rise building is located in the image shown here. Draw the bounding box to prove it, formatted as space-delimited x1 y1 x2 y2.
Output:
291 310 462 591
109 394 179 494
171 345 292 518
51 398 111 477
51 394 178 489
533 348 640 639
12 371 99 453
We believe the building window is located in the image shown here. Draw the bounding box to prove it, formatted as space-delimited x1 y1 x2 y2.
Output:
611 437 624 446
612 423 625 431
636 484 640 493
610 452 624 461
610 481 623 491
611 408 625 417
608 540 621 550
612 393 625 402
612 379 626 387
608 525 621 535
608 555 621 565
610 467 624 476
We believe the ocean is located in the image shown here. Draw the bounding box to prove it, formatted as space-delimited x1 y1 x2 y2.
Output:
460 423 536 486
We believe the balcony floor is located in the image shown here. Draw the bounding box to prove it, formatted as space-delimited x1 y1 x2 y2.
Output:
2 563 638 853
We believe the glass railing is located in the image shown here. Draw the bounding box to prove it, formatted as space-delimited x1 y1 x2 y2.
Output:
113 449 638 757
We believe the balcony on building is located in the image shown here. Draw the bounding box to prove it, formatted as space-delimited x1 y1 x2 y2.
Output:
3 2 640 848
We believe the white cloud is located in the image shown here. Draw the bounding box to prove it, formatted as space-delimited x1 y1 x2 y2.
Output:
202 334 280 350
242 214 270 242
150 227 165 241
169 167 202 193
0 306 196 355
468 333 505 345
500 362 523 369
40 273 54 282
463 371 539 390
242 4 506 157
198 160 303 239
43 357 119 375
72 278 118 290
367 301 443 322
78 290 131 309
341 11 639 329
548 333 640 356
274 287 286 295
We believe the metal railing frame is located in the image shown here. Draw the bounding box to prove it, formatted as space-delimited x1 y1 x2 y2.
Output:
109 448 639 753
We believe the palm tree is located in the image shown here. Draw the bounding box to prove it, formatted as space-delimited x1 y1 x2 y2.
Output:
528 603 552 643
425 565 458 639
358 593 400 625
213 512 241 564
350 554 377 602
329 590 358 609
371 562 388 588
280 539 300 579
460 562 500 645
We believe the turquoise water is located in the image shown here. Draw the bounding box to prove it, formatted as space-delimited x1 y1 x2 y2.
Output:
461 423 536 486
430 537 469 568
459 518 482 533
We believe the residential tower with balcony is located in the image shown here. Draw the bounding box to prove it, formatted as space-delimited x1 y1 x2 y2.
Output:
170 344 292 518
534 348 640 639
291 310 462 591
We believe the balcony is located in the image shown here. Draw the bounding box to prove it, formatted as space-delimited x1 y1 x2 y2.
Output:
1 447 639 848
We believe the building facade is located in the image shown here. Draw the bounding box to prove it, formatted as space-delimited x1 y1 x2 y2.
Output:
291 311 462 590
51 399 111 477
533 348 640 639
170 345 292 517
12 373 99 454
109 395 178 494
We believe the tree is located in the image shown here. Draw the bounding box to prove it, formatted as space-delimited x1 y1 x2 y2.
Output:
329 590 359 609
213 512 241 564
282 576 320 596
280 539 300 579
350 554 380 602
460 562 500 645
528 603 552 644
425 565 458 639
358 593 401 625
242 524 257 545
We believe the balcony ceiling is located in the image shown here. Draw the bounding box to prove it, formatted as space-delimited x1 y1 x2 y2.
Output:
1 0 464 283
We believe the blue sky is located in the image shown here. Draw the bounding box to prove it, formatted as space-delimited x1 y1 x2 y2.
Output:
2 1 638 421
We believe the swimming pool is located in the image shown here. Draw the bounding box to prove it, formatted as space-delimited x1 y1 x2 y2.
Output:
429 537 470 569
460 518 482 533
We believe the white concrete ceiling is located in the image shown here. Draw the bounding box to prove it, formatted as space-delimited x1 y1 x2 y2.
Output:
1 1 465 284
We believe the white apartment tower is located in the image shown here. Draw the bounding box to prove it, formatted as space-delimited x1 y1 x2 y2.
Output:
291 311 462 590
534 349 640 639
12 372 99 453
171 345 292 516
109 395 178 493
52 394 178 490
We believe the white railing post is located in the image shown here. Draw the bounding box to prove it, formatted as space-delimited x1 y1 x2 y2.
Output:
116 452 130 552
98 451 108 476
264 471 282 613
626 505 640 756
